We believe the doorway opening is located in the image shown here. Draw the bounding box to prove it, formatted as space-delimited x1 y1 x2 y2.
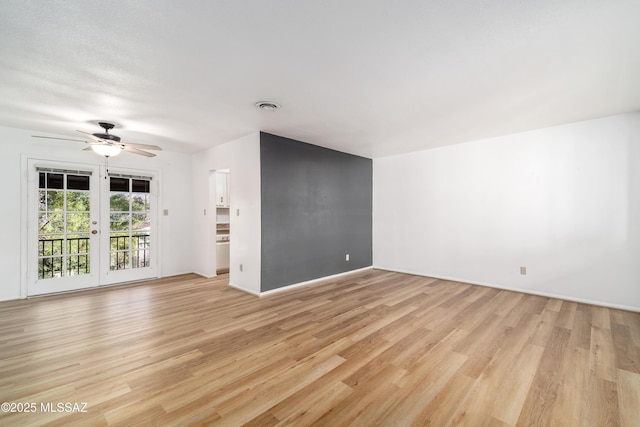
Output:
210 169 230 276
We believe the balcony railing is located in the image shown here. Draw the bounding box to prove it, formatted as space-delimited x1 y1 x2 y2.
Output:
38 234 150 279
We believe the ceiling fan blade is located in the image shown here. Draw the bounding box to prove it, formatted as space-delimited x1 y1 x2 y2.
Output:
121 141 162 151
36 126 161 158
76 130 103 142
123 146 156 157
32 135 87 142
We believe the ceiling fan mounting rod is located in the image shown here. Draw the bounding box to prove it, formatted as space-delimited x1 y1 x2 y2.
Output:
98 122 115 133
94 122 121 142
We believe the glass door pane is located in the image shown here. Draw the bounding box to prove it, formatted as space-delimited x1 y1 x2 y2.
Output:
37 172 92 278
27 162 157 295
102 173 155 285
28 162 100 296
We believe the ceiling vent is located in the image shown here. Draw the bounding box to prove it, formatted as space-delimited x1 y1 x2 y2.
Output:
255 101 280 111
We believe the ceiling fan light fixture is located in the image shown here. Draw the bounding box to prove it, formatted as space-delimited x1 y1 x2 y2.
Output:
255 101 280 111
92 144 122 157
33 121 161 157
93 132 121 142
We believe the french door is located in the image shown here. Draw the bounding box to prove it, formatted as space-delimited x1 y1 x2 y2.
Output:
27 159 157 296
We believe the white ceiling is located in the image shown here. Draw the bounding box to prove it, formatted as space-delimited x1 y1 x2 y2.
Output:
1 1 639 158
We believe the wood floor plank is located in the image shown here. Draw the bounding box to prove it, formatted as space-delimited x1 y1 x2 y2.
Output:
409 372 476 426
310 363 406 427
591 305 612 329
548 347 590 427
377 347 469 426
489 343 546 425
590 326 618 382
611 323 640 374
617 369 640 427
0 270 638 426
582 378 621 427
215 354 346 426
268 378 353 425
516 326 571 426
555 300 577 330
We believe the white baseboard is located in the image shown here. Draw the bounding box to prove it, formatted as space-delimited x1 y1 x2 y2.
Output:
228 282 261 296
257 266 373 297
373 265 640 313
192 271 217 279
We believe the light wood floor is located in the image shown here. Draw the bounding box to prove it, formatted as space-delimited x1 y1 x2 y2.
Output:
0 270 639 426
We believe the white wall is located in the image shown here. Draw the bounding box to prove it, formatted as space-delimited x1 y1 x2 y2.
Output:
0 126 194 301
374 113 640 311
191 132 261 294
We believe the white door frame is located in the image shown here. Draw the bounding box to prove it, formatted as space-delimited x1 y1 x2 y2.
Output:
23 158 159 296
100 167 159 286
26 159 101 296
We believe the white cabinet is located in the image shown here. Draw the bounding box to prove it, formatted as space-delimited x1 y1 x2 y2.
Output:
216 207 230 242
215 171 229 207
216 242 230 272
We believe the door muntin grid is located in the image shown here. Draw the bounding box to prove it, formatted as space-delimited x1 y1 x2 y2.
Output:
109 177 151 271
37 172 91 279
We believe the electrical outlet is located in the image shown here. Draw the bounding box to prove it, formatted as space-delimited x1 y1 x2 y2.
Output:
163 209 169 216
520 266 526 275
346 254 350 261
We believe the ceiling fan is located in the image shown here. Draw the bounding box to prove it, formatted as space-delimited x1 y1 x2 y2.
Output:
33 122 162 157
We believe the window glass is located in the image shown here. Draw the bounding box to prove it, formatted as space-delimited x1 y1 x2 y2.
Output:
132 213 150 231
110 193 130 211
132 194 149 211
110 234 129 251
39 213 64 233
67 192 90 211
110 252 129 271
110 213 130 232
39 236 63 257
110 177 129 192
109 176 151 271
67 174 90 190
132 179 150 193
66 235 89 255
47 173 64 189
66 213 90 232
40 191 64 211
37 171 91 279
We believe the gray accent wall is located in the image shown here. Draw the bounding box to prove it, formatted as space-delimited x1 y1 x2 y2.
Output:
260 132 372 292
